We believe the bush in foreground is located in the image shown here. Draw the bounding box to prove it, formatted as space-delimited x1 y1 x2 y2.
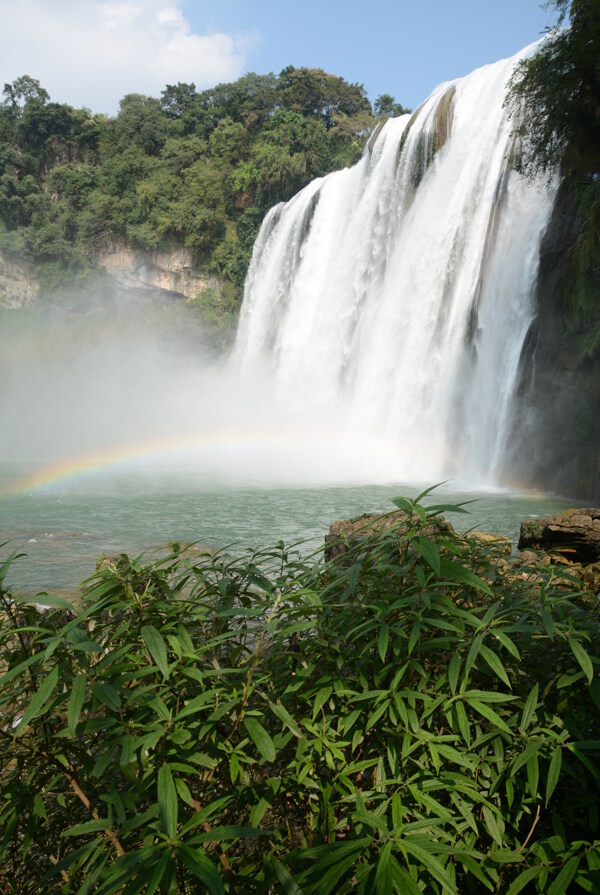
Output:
1 491 600 893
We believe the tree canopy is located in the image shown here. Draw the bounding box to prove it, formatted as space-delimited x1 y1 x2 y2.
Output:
0 68 398 302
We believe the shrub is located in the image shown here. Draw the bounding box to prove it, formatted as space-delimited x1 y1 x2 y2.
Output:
1 492 599 893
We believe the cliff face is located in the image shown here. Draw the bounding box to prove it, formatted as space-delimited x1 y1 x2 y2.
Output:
503 179 600 501
0 252 39 308
95 245 223 302
0 244 223 308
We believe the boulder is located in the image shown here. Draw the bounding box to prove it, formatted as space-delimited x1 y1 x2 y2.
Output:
518 508 600 564
324 511 454 563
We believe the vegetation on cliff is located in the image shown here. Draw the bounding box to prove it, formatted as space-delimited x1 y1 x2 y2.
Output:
505 0 600 178
0 70 405 302
1 491 599 893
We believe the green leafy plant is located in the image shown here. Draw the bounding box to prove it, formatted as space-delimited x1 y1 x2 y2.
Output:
1 493 599 893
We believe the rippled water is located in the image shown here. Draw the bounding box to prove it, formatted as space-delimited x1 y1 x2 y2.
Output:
0 462 572 594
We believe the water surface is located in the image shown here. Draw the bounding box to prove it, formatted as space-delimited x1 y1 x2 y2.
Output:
0 462 572 593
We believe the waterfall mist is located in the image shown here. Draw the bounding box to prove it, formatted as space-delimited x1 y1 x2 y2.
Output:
0 293 400 487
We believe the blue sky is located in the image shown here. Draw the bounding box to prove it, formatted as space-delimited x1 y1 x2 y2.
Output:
188 0 555 111
0 1 557 115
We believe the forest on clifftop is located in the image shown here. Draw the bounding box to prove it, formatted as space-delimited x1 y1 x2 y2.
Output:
0 70 406 302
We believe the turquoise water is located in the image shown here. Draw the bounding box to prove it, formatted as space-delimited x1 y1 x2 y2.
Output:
0 462 573 594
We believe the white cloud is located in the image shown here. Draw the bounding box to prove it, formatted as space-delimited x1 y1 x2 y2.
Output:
0 0 260 114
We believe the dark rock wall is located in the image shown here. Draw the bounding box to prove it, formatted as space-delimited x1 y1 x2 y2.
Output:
502 178 600 501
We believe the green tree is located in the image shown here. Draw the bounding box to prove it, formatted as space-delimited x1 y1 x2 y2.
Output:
279 66 372 128
374 93 411 117
505 0 600 175
112 93 169 156
160 81 197 119
2 75 49 109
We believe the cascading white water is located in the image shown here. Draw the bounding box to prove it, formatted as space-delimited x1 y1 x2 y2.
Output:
234 46 558 487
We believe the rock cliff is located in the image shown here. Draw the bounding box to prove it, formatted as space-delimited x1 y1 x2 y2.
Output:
95 245 222 302
502 179 600 502
0 244 223 308
0 251 39 308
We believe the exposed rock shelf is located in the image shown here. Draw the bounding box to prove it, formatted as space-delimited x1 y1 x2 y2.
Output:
0 244 223 308
96 245 222 302
0 251 39 308
326 506 600 595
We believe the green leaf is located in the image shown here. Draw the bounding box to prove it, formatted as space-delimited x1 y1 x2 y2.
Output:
413 537 441 574
463 634 483 684
269 699 302 738
448 653 461 696
366 699 391 731
32 794 48 821
391 496 414 513
15 666 59 735
547 856 580 895
158 763 178 838
482 805 504 846
489 848 524 864
229 751 240 784
506 866 541 895
0 653 39 687
408 622 420 655
145 852 171 895
178 846 224 895
520 684 539 733
415 481 449 503
390 860 422 895
541 608 554 637
569 638 594 685
479 644 511 688
378 623 390 662
467 698 512 734
68 674 86 734
546 748 562 806
455 701 471 747
245 717 276 762
312 686 333 721
270 858 303 895
90 682 121 711
526 752 539 797
141 625 170 679
375 841 393 895
175 692 216 720
493 630 521 660
401 840 456 890
439 558 492 594
63 819 111 836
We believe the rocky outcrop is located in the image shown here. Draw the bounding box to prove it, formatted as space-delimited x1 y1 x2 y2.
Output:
518 507 600 563
324 511 454 563
325 507 600 595
0 251 39 307
0 244 224 309
96 245 222 301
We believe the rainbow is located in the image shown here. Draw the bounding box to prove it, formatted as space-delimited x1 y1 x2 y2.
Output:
0 427 401 498
0 428 270 497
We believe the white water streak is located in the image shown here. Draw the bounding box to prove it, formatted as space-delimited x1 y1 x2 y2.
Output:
235 46 558 487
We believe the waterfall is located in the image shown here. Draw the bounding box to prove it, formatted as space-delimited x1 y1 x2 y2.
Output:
234 46 558 487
